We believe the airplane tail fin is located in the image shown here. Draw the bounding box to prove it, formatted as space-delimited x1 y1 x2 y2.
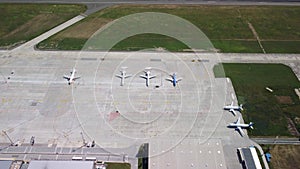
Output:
249 122 254 129
240 104 244 111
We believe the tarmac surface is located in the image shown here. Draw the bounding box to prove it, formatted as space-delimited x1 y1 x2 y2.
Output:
0 48 257 169
3 48 294 169
3 49 296 169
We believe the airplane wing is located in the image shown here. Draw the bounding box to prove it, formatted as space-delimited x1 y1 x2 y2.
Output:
166 78 173 82
229 109 237 116
236 126 245 137
125 75 132 78
73 76 81 80
176 78 182 82
140 75 147 79
115 74 122 78
149 75 156 79
63 75 70 80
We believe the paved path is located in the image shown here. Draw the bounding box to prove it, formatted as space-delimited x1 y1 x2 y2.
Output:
252 137 300 145
12 15 85 53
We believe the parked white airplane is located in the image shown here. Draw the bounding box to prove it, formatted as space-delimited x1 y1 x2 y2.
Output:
115 68 131 86
63 68 80 85
223 102 243 116
140 68 156 87
228 117 253 137
166 73 182 87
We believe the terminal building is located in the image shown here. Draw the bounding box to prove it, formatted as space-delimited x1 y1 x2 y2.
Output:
237 146 262 169
0 160 108 169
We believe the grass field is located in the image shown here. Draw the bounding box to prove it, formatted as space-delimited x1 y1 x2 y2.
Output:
106 162 131 169
262 145 300 169
214 63 300 136
262 41 300 53
37 5 300 53
0 3 86 49
112 33 189 51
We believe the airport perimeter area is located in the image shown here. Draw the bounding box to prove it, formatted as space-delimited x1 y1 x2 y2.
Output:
0 47 260 169
2 4 300 168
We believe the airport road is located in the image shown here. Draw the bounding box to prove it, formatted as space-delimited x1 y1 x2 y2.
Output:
1 0 300 15
252 137 300 145
1 0 300 5
250 140 270 169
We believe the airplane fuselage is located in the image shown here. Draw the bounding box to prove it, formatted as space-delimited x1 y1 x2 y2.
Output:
224 106 241 110
228 117 253 136
69 70 75 83
67 69 76 85
166 73 181 87
63 68 80 85
145 72 151 87
120 72 126 86
140 70 155 87
116 70 131 86
228 123 251 128
172 74 177 87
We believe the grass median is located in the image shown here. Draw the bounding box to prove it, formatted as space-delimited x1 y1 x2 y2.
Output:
37 5 300 53
214 63 300 136
0 3 86 49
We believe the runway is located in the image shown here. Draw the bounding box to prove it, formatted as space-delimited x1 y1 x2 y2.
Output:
1 0 300 4
1 0 300 15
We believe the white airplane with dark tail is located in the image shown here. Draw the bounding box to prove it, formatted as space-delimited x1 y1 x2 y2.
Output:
115 67 132 86
140 67 156 87
223 102 243 116
63 68 80 85
228 117 253 137
166 73 182 87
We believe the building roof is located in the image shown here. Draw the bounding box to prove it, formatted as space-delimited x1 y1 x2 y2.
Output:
0 160 12 169
27 160 94 169
241 148 257 169
238 147 262 169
